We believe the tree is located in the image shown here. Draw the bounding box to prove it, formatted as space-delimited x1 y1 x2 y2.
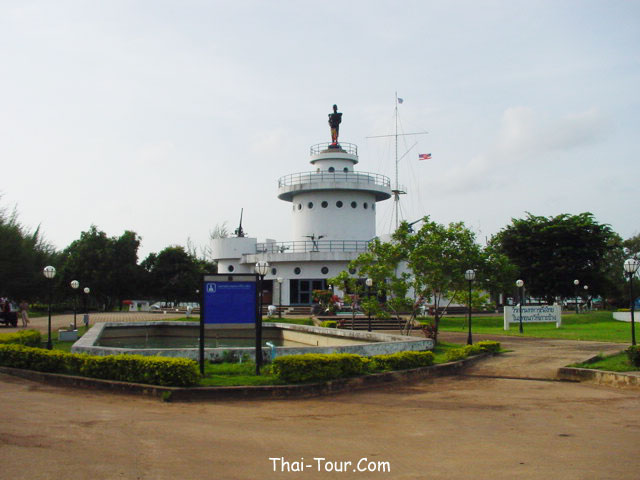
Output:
491 212 623 303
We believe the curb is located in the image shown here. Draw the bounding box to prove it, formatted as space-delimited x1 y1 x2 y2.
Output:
0 354 490 402
557 367 640 389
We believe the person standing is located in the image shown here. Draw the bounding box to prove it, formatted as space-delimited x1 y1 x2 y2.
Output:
19 300 29 328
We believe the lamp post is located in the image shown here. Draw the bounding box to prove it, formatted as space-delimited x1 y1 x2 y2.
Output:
624 258 639 346
43 266 56 350
465 269 476 345
573 279 580 314
516 279 524 333
365 278 373 332
583 285 589 312
277 277 283 318
83 287 90 330
70 280 79 330
254 261 269 374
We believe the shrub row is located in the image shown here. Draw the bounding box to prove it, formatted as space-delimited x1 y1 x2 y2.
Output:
626 345 640 367
272 350 436 383
320 320 338 328
444 341 501 363
0 329 42 347
0 344 199 387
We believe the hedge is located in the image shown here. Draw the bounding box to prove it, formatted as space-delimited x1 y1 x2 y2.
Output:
626 345 640 367
0 344 199 387
371 351 434 371
0 329 42 347
320 321 338 328
445 341 501 362
272 353 369 383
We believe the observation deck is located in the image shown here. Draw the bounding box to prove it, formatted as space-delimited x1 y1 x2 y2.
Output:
277 170 392 201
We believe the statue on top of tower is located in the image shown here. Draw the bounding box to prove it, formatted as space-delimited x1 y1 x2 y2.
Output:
328 104 342 146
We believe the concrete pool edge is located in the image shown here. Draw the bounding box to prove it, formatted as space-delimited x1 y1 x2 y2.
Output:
71 321 435 361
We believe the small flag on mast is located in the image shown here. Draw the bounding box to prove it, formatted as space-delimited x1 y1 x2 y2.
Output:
418 153 432 160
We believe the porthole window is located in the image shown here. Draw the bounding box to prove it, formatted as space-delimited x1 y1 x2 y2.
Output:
364 202 368 209
321 201 328 208
297 203 302 210
336 201 343 208
321 266 329 274
308 202 313 209
227 265 235 272
328 167 335 172
271 267 277 275
343 167 349 172
351 201 357 208
294 267 301 275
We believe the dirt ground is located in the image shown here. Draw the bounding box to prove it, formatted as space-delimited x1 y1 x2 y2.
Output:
1 319 639 479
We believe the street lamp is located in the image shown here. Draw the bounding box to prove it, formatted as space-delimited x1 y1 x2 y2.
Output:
70 280 80 330
623 258 639 345
83 287 90 330
583 285 589 312
365 278 373 332
254 261 270 374
43 266 56 350
465 269 476 345
573 279 580 314
277 277 283 318
516 279 524 333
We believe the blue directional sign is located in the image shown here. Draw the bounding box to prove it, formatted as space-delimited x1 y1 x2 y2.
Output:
202 275 257 324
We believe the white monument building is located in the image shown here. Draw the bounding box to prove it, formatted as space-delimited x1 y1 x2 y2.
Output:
211 122 392 309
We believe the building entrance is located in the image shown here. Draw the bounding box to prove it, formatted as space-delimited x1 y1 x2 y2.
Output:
289 279 327 305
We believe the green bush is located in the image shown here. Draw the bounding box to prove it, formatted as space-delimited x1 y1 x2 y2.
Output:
272 353 368 383
0 344 199 387
320 321 337 328
476 340 501 353
0 330 42 347
626 345 640 367
445 348 468 362
371 351 434 371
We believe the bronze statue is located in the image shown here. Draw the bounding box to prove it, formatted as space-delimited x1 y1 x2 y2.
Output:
328 104 342 145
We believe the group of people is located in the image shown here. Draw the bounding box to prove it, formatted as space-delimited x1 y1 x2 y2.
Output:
1 298 30 328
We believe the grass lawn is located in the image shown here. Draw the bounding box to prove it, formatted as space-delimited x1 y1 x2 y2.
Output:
570 351 639 372
432 311 635 343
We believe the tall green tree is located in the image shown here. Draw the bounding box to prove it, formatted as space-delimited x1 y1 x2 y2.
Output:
491 212 623 303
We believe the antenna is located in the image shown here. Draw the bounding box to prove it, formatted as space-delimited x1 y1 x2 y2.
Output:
366 92 428 231
234 208 245 237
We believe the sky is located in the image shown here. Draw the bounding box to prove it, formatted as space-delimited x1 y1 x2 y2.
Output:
1 0 639 260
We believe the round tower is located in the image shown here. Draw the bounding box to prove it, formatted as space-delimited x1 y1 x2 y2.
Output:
277 142 392 243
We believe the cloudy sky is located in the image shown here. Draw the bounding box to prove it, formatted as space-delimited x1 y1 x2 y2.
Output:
1 0 639 259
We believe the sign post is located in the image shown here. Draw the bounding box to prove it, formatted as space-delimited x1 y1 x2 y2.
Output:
200 274 258 374
503 304 562 330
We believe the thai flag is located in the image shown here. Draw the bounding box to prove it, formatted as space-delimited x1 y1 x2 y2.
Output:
418 153 432 160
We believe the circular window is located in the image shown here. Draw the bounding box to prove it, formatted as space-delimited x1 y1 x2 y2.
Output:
227 265 235 272
321 267 329 274
351 201 357 208
343 167 349 172
321 201 328 208
336 201 343 208
297 203 302 210
349 267 356 274
364 202 368 209
328 167 335 172
271 267 277 275
308 202 313 209
294 267 301 275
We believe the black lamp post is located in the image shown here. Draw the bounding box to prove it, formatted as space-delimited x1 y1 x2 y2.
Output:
624 258 639 346
277 277 283 318
516 279 524 333
43 266 56 349
465 269 476 345
83 287 90 330
255 261 269 375
70 280 79 330
573 279 580 314
365 278 373 332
